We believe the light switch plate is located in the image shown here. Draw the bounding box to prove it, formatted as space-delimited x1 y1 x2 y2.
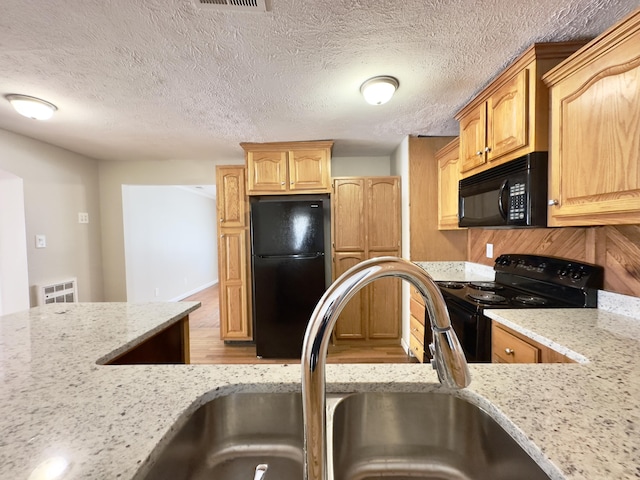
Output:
35 234 47 248
486 243 494 258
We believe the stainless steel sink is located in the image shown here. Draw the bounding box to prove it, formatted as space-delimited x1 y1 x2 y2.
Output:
136 392 304 480
332 392 551 480
136 391 551 480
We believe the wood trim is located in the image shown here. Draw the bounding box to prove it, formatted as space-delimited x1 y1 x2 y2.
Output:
240 140 334 151
456 42 585 119
543 8 640 86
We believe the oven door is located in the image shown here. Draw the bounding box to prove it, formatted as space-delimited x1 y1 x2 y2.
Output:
425 296 491 363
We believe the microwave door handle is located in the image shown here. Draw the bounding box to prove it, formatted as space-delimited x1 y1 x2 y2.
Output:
498 179 509 220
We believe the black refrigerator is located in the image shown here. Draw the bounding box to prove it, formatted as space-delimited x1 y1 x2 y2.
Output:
250 195 329 358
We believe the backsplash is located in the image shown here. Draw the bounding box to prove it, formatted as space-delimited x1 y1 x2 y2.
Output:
468 225 640 297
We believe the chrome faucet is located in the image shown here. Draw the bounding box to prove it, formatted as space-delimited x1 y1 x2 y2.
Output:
301 256 471 480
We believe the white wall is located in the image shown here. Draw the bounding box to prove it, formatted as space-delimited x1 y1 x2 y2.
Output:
0 129 104 304
0 171 30 314
332 156 391 176
122 185 218 302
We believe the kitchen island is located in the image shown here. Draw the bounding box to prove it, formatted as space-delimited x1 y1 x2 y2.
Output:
1 278 639 479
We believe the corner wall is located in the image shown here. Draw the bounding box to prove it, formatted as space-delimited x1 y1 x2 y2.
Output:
99 157 242 301
0 128 104 304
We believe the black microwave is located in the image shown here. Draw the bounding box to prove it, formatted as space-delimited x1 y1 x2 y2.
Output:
458 152 548 228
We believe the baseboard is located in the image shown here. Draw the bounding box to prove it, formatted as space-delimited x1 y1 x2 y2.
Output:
170 280 218 302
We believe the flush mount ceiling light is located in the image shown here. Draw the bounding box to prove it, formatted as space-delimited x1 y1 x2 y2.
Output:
5 94 57 120
360 76 399 105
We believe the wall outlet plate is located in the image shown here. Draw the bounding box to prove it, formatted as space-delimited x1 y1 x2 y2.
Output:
35 234 47 248
78 212 89 224
486 243 494 258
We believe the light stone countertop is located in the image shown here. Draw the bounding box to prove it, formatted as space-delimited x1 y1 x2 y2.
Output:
1 267 639 479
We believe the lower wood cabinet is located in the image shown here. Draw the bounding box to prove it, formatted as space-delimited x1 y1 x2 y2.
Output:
218 228 251 340
107 317 190 364
216 165 252 342
409 286 427 362
491 321 574 364
331 176 401 345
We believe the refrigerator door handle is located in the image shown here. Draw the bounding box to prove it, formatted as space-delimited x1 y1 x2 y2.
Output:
256 253 324 259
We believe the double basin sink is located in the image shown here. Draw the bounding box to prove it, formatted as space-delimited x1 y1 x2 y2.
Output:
135 391 551 480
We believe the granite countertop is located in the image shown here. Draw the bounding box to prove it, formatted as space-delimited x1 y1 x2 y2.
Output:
1 264 639 479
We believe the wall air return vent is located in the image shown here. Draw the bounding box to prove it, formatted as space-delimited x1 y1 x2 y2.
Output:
36 278 78 306
195 0 268 12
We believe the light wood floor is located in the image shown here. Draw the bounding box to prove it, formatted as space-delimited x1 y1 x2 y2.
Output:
183 284 414 364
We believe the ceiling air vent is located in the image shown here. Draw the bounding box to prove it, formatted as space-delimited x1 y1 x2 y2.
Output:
196 0 268 12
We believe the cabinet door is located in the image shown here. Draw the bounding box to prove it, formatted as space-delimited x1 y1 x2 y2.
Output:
219 228 251 340
367 250 401 340
459 103 487 173
288 149 330 192
332 251 367 340
332 178 366 251
487 69 529 161
247 150 287 194
367 177 400 252
216 166 246 228
548 30 640 226
437 138 463 230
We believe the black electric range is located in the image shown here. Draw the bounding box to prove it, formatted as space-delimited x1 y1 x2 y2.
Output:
427 254 604 363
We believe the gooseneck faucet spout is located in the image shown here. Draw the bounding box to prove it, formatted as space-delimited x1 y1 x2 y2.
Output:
301 257 471 480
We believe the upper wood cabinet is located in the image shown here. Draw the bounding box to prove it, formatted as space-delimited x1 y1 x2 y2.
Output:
216 166 246 228
332 178 366 251
241 141 333 195
543 9 640 226
366 177 401 252
436 138 463 230
456 42 584 178
215 165 252 342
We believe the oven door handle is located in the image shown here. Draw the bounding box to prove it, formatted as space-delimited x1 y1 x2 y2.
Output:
498 179 509 221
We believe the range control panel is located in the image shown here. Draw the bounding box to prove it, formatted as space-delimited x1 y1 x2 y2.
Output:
494 254 604 289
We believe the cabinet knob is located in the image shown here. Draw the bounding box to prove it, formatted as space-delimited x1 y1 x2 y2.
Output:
505 348 514 355
219 218 223 222
476 151 483 156
484 146 491 153
281 182 285 185
548 199 559 206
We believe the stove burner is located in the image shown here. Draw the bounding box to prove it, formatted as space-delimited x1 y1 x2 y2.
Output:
467 293 507 304
436 281 465 289
469 281 504 291
513 295 548 306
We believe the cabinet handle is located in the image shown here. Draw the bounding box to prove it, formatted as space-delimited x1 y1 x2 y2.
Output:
485 146 491 153
548 199 559 206
476 151 483 156
505 348 514 355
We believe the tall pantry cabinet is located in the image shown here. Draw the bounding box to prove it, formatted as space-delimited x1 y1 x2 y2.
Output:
331 177 402 344
216 166 252 341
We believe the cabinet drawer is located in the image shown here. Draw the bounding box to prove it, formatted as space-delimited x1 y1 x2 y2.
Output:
409 333 424 363
409 314 425 340
492 326 539 363
410 286 425 304
409 297 426 324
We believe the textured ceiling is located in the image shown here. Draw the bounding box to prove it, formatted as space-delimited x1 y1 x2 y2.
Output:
0 0 638 161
